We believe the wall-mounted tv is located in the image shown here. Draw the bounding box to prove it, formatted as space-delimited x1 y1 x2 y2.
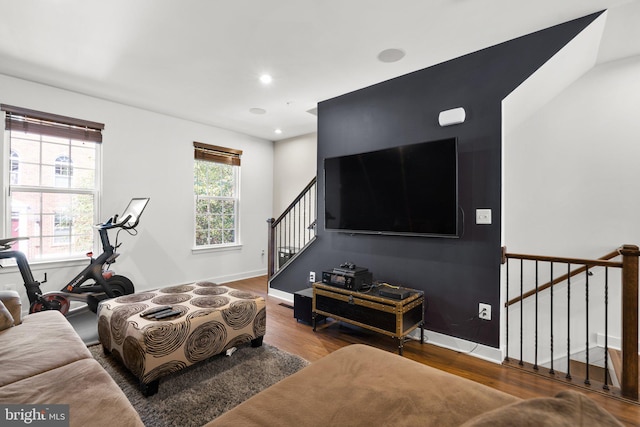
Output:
324 137 459 238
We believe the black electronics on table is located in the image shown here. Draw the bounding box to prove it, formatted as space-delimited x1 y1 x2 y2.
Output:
322 262 372 291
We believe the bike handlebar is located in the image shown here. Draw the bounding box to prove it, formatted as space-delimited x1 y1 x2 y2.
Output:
98 214 134 230
0 237 28 250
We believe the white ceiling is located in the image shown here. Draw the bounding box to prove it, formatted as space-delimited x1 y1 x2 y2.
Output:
0 0 638 142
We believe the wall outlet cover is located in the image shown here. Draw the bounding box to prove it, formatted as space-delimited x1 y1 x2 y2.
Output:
476 209 492 225
479 303 492 321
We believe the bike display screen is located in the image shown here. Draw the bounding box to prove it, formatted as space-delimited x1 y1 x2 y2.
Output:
120 198 150 228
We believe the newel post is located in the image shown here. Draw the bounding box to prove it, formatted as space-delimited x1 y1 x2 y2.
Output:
266 218 275 279
620 244 640 400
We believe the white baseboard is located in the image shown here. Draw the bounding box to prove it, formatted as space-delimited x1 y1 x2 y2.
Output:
596 333 621 351
212 269 267 285
416 329 503 364
267 287 294 304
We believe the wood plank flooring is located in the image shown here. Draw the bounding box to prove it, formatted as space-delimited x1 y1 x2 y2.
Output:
228 275 640 426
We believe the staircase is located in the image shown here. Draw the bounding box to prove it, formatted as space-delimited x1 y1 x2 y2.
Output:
266 177 317 280
502 245 640 402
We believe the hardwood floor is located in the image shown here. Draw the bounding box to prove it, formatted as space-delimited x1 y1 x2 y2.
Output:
228 275 640 426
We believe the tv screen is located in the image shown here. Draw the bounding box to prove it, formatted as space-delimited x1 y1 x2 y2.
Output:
324 138 458 237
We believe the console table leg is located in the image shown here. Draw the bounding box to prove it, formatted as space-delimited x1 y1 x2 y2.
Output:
312 313 317 332
398 338 404 356
420 324 424 344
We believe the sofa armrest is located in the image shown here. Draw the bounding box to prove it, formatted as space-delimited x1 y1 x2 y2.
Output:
0 290 22 325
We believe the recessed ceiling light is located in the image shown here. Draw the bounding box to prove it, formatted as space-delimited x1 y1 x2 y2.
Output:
259 74 273 84
274 129 282 135
377 48 405 63
249 107 266 115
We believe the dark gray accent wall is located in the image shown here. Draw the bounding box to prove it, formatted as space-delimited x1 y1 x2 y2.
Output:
271 12 603 347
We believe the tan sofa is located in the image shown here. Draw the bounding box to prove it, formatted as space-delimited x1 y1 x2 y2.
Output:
0 288 625 426
206 344 624 427
0 290 143 427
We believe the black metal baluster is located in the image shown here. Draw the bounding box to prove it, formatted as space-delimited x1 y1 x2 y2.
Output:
305 192 309 241
278 219 283 271
505 258 510 362
296 203 300 253
534 260 539 370
549 262 555 375
566 263 572 380
519 259 524 366
288 210 292 260
603 267 610 390
584 267 590 386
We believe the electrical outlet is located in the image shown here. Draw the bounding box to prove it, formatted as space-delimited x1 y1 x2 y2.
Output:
479 303 491 321
309 271 316 283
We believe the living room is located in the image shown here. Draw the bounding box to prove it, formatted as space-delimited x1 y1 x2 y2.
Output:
1 1 640 426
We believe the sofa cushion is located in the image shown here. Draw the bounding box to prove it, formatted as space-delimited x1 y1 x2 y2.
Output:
0 358 144 427
0 300 13 331
0 310 92 387
460 390 623 426
206 344 520 426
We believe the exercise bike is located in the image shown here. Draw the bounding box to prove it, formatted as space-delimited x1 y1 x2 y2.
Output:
0 197 149 315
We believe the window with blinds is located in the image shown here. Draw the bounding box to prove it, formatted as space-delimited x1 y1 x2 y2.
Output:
193 141 241 248
2 104 103 260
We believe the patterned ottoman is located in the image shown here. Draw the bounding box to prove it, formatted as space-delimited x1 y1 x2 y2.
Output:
97 281 266 396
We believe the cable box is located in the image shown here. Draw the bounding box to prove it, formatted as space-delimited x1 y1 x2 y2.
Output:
379 288 411 300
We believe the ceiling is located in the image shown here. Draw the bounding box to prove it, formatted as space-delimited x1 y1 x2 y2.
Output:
0 0 638 142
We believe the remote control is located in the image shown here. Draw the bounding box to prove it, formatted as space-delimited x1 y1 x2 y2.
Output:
140 306 172 318
153 309 181 319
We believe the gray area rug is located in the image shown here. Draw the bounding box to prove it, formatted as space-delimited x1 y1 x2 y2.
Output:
89 343 309 427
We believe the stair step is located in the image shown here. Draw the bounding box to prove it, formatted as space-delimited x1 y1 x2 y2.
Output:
608 348 640 386
569 359 609 384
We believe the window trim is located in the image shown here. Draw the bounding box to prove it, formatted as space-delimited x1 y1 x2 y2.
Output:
193 142 241 249
1 104 104 143
2 105 103 262
193 141 242 166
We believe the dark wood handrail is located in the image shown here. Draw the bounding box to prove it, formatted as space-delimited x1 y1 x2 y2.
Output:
504 249 622 307
271 177 317 228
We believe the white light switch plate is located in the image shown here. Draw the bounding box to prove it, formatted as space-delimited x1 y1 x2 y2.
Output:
476 209 492 225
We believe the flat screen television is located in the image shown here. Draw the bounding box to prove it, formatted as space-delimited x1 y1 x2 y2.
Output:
324 138 458 238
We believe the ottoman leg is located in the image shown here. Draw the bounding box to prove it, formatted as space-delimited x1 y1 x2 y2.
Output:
140 379 159 397
251 336 264 348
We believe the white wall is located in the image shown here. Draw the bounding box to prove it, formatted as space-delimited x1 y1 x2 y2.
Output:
272 133 317 217
504 55 640 256
0 73 274 305
503 55 640 358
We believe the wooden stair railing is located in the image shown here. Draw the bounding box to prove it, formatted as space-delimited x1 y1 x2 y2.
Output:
503 244 640 400
504 248 621 307
267 177 317 279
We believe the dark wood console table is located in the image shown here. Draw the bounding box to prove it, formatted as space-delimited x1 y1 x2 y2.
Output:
312 282 424 355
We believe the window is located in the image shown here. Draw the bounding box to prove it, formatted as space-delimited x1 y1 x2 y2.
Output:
9 150 18 185
53 212 72 245
54 155 73 187
2 104 103 261
193 142 241 248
